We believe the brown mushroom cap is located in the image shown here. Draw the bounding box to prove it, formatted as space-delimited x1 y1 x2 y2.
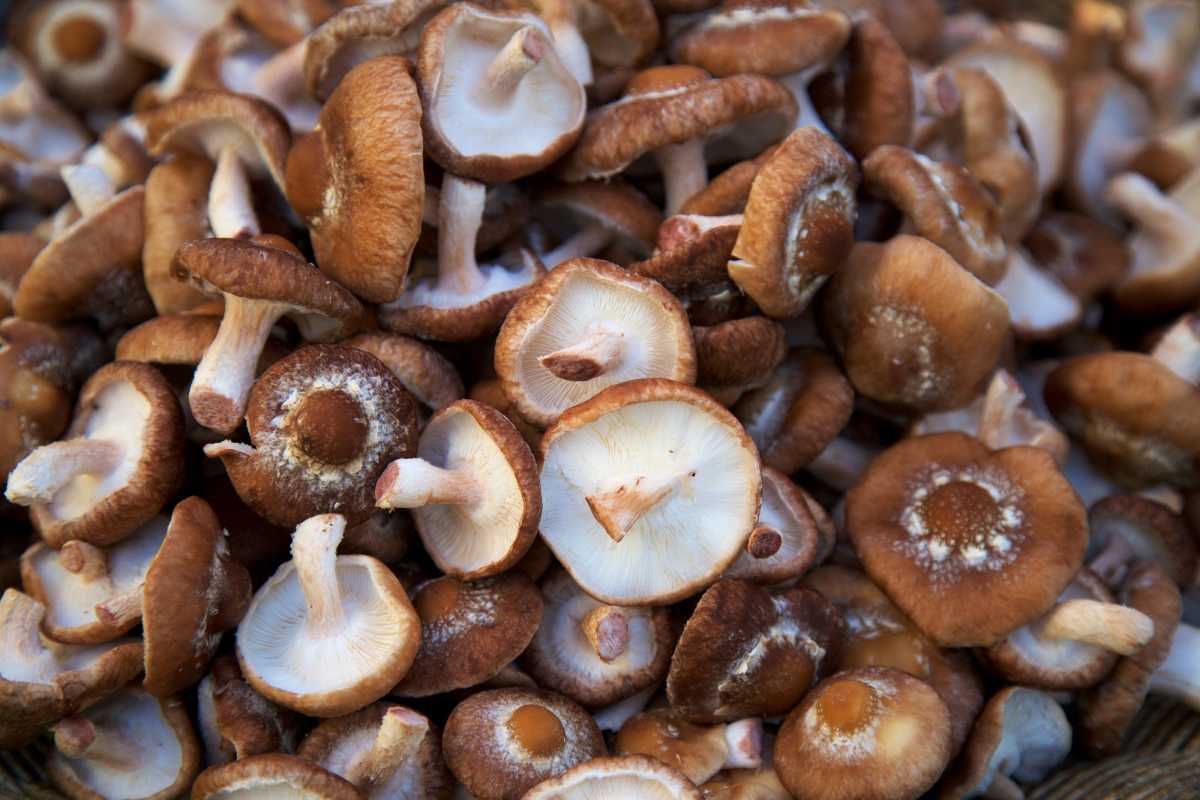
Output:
0 232 43 317
196 654 303 766
443 687 606 800
1088 494 1199 588
522 754 701 799
723 467 833 584
846 432 1088 647
613 710 764 785
193 753 364 800
521 567 674 708
1022 211 1130 304
830 15 914 161
0 318 74 485
345 332 464 412
775 667 951 800
533 181 662 267
142 154 214 314
693 316 786 404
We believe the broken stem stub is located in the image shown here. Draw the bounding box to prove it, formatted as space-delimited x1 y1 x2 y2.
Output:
539 327 624 381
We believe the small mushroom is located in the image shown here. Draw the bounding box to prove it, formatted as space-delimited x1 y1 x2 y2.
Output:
346 332 464 413
694 317 786 406
521 567 674 708
1087 494 1198 588
141 154 215 314
196 654 303 766
1126 117 1200 190
699 737 791 800
614 710 763 785
375 399 538 578
5 361 185 549
47 689 201 800
667 579 843 722
0 318 75 488
192 753 363 800
443 687 606 800
539 379 762 605
236 513 421 717
531 181 661 268
522 755 700 799
723 467 834 585
1022 211 1130 306
779 667 952 800
495 258 697 427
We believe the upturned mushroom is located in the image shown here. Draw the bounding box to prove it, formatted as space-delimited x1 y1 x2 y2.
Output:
192 753 363 800
196 654 302 766
236 513 421 717
1087 494 1198 588
531 181 661 268
495 258 697 427
723 467 835 585
522 755 700 799
614 710 764 785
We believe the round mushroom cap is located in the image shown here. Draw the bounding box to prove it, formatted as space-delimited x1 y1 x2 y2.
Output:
394 571 543 697
534 181 663 262
523 755 700 799
539 379 762 605
142 154 214 314
824 15 914 161
1088 494 1198 587
722 467 833 584
0 318 75 483
345 332 464 412
521 567 674 708
845 432 1088 647
667 579 843 722
693 317 786 402
495 258 697 427
817 237 1010 412
417 3 585 182
287 57 423 303
192 753 364 800
774 667 952 800
443 687 606 800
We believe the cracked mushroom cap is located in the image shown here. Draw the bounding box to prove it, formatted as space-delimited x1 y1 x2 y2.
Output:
20 515 168 644
196 654 303 766
667 579 843 723
1088 494 1198 588
346 332 463 412
393 571 543 697
142 154 214 314
817 237 1010 412
539 379 762 605
723 467 834 584
47 688 201 800
613 711 764 785
774 667 952 800
417 3 585 183
693 317 786 404
845 432 1088 647
727 127 858 319
206 345 419 528
286 56 423 303
523 755 700 799
495 258 697 427
236 514 421 717
0 232 43 316
0 318 75 485
521 567 674 708
5 361 185 549
533 181 662 267
937 687 1071 800
0 589 143 749
374 399 539 579
298 703 452 800
193 753 364 800
443 687 606 800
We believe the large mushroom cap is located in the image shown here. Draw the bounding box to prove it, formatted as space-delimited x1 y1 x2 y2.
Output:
193 753 364 799
523 755 701 799
539 379 762 605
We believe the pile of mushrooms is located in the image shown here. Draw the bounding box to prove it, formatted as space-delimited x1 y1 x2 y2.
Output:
3 1 1200 799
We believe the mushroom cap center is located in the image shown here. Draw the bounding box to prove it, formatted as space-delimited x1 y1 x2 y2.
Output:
915 480 1001 550
414 579 461 623
507 704 565 757
288 389 368 465
53 15 107 64
815 679 876 735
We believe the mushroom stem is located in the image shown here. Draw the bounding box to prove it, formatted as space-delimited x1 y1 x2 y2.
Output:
53 717 140 770
291 514 347 635
981 773 1025 800
654 138 709 217
94 588 144 629
978 370 1025 448
1150 313 1200 385
4 439 123 506
1039 598 1155 655
722 718 763 769
805 436 877 492
779 67 831 134
60 163 115 216
59 541 110 581
254 40 307 104
210 144 260 239
546 18 592 87
581 606 629 662
1149 624 1200 709
357 707 429 792
190 297 285 434
436 174 488 295
586 471 689 542
538 327 624 381
1088 533 1138 589
542 224 614 268
485 26 547 98
0 590 47 660
746 525 783 559
375 458 482 509
1105 173 1192 248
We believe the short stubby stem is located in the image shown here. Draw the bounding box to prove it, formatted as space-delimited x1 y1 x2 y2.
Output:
356 706 429 792
1150 624 1199 710
746 525 783 559
5 439 123 507
977 370 1023 448
1039 598 1155 655
542 224 613 268
210 143 260 239
1150 313 1200 385
60 163 116 216
538 327 624 381
59 541 110 581
375 459 482 509
655 138 708 217
722 718 763 769
586 471 689 542
53 717 140 770
780 67 831 135
292 514 347 636
485 26 547 99
581 606 629 662
437 174 488 296
94 588 144 629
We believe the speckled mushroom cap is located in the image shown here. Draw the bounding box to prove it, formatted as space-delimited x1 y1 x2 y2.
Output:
206 345 419 528
417 3 585 183
443 687 606 800
236 514 421 717
845 432 1088 647
1088 494 1198 588
375 399 539 579
937 687 1072 800
495 259 697 427
523 755 701 799
345 332 464 412
196 654 303 766
297 703 452 800
521 567 674 708
667 579 843 723
774 667 952 800
5 361 185 549
817 237 1010 412
142 155 213 314
0 318 75 485
722 467 834 584
533 181 662 266
46 689 201 800
630 214 749 325
20 516 168 644
0 589 143 749
0 232 43 316
286 57 423 303
393 571 543 697
862 146 1007 285
539 379 762 605
192 753 365 800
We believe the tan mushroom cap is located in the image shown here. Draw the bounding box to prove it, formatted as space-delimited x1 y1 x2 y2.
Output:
0 589 143 749
834 15 914 160
846 432 1088 647
817 237 1010 412
523 754 701 799
1023 211 1130 304
393 571 543 697
495 258 697 427
443 687 606 800
47 689 201 800
196 654 303 766
539 379 762 605
521 567 674 708
236 0 332 46
774 667 952 800
723 467 833 584
613 710 764 785
236 514 421 717
534 181 662 266
693 317 786 403
1088 494 1198 588
1126 118 1200 190
116 313 289 371
0 318 74 484
142 154 213 314
193 753 364 800
0 232 43 316
5 361 185 549
346 332 464 411
728 127 858 318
